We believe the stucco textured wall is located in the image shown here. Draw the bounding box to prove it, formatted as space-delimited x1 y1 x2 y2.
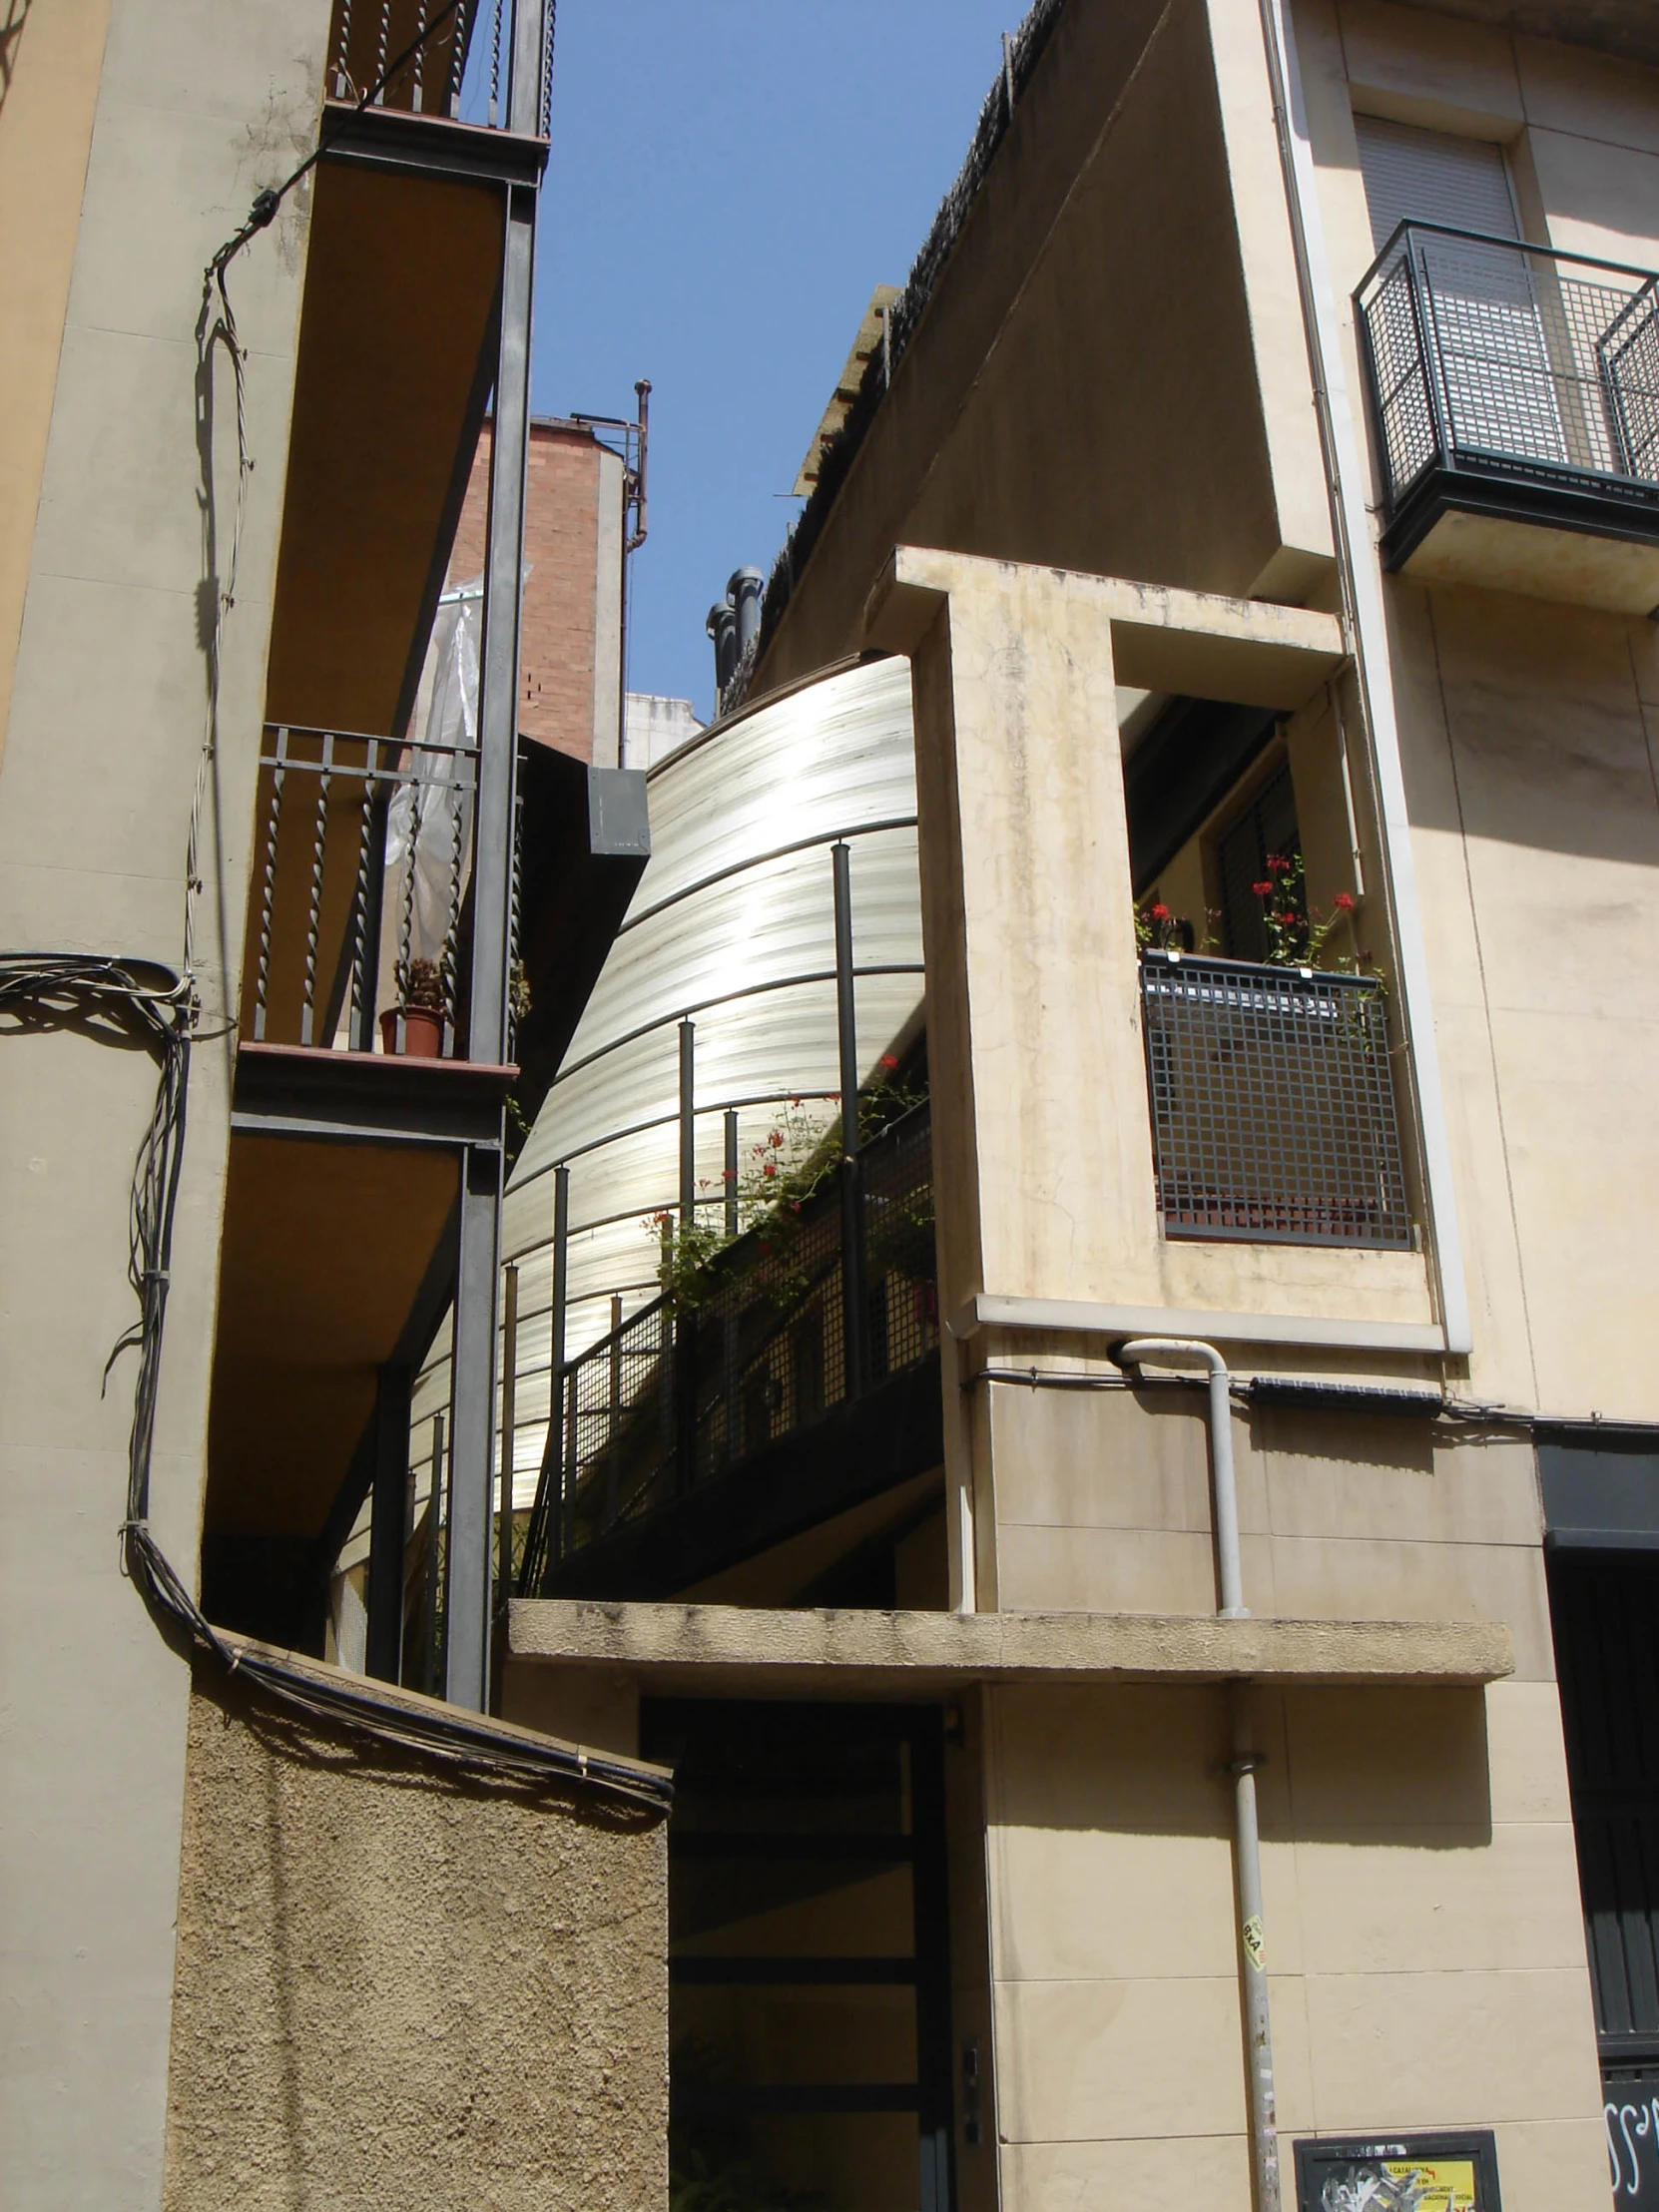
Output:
162 1665 668 2211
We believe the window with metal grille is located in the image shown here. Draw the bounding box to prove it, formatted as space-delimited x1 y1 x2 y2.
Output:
1139 951 1410 1249
1215 762 1300 963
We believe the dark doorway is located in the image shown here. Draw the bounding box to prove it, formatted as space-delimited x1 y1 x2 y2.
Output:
1549 1549 1659 2203
640 1700 953 2212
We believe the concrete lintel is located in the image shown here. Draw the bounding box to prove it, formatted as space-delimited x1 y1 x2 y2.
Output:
862 546 1346 708
946 1293 1447 1356
507 1599 1513 1694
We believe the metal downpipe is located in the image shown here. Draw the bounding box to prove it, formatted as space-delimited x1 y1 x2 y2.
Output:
1114 1338 1281 2212
1115 1338 1247 1619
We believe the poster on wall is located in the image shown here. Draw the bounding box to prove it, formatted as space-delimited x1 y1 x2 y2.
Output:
1294 2132 1501 2212
1606 2074 1659 2206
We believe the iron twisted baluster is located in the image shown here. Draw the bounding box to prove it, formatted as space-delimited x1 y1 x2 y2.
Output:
446 0 470 114
254 734 285 1043
441 758 465 1056
347 741 378 1047
331 0 354 97
300 740 332 1047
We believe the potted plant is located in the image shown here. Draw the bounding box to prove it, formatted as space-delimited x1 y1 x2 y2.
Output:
381 955 445 1058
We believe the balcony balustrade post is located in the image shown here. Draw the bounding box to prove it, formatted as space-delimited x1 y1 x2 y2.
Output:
676 1021 698 1493
444 1142 503 1712
545 1162 569 1570
423 1410 444 1695
364 1364 412 1683
832 841 869 1400
505 0 546 139
722 1106 739 1467
608 1289 624 1532
496 1260 518 1642
1401 230 1453 474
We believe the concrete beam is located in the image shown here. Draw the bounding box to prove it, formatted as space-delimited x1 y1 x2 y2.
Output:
508 1598 1513 1697
863 546 1347 709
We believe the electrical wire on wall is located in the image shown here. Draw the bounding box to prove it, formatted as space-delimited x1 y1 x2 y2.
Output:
0 11 670 1809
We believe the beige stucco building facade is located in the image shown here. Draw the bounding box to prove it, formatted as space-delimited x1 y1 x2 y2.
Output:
503 3 1659 2210
6 1 1659 2210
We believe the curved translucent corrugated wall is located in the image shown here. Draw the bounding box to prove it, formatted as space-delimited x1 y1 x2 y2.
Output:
414 652 924 1511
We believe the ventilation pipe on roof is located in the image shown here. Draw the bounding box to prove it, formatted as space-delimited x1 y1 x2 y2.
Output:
730 567 765 661
706 599 738 699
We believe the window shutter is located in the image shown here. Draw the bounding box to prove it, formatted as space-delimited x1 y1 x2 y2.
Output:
1354 116 1518 252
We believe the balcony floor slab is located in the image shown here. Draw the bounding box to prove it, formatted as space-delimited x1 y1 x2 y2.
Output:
506 1598 1513 1699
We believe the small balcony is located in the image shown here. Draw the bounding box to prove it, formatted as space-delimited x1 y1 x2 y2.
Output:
1356 222 1659 610
518 1099 940 1600
248 720 482 1059
1139 950 1410 1251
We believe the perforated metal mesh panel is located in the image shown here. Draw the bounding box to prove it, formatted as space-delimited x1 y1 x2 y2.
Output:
519 1106 936 1584
1139 952 1410 1250
1358 225 1659 512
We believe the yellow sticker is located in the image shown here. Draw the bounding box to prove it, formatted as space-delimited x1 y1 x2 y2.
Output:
1381 2157 1477 2212
1242 1915 1265 1972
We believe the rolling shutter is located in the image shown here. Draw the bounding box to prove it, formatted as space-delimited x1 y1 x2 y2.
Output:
1354 116 1518 253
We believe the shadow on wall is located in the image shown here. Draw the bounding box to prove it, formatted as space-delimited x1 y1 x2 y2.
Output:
1390 587 1659 867
989 1680 1494 1849
0 0 33 113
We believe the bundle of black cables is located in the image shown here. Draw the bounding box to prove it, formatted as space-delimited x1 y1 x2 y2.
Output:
0 951 669 1810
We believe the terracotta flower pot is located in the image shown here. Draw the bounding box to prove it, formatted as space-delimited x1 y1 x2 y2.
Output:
380 1006 444 1058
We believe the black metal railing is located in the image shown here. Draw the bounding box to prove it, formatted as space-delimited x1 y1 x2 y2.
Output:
325 0 553 135
1357 222 1659 526
248 724 478 1056
518 1100 936 1590
1139 951 1410 1250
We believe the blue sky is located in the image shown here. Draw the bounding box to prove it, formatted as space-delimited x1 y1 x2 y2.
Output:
530 2 1020 720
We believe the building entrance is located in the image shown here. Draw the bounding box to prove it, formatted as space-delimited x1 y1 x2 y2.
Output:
1550 1549 1659 2205
640 1700 953 2212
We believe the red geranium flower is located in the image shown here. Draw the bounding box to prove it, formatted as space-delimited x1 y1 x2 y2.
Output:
1334 891 1356 911
762 1160 777 1179
1267 853 1291 874
1253 880 1274 897
879 1053 898 1071
1150 902 1171 922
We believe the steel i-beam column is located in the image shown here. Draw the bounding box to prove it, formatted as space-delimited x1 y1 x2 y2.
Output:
447 0 546 1708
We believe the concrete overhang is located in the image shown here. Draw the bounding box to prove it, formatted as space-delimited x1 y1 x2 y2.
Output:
1396 0 1659 69
863 548 1347 711
508 1599 1513 1697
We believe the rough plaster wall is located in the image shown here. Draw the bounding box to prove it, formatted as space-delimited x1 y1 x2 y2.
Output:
163 1668 669 2212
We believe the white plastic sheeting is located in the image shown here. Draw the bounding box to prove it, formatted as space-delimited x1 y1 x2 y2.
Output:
415 654 925 1508
378 583 480 1011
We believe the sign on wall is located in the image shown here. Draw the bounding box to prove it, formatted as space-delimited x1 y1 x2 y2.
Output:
1607 2075 1659 2205
1294 2132 1501 2212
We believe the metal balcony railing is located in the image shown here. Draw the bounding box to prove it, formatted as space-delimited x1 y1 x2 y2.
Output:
518 1100 937 1591
1356 222 1659 538
326 0 554 135
1139 951 1410 1250
249 724 478 1056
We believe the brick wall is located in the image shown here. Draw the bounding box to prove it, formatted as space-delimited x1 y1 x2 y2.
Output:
447 417 613 761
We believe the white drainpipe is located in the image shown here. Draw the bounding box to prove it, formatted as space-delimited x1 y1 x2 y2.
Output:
1115 1339 1281 2212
